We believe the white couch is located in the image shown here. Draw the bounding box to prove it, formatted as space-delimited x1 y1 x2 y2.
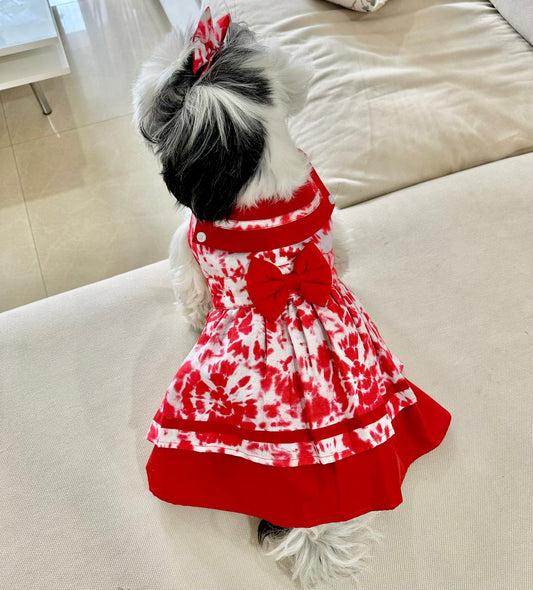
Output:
2 1 532 588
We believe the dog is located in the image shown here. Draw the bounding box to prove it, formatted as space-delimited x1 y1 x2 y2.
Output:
133 6 450 587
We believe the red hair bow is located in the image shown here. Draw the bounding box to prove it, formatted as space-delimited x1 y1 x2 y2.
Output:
246 243 333 322
192 7 231 75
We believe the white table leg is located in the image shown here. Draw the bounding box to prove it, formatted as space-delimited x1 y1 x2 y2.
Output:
30 82 52 115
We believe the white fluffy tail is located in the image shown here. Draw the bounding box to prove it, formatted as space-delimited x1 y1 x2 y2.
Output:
263 515 381 588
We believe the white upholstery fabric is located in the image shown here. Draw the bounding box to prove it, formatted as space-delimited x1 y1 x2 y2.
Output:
221 0 533 208
491 0 533 45
2 154 532 589
324 0 390 12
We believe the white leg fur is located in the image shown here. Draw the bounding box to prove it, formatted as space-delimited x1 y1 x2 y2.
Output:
263 514 382 589
169 219 212 331
332 208 352 278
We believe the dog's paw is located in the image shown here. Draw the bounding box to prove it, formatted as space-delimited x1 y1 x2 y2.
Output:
257 520 291 546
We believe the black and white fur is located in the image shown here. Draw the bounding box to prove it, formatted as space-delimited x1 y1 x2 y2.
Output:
133 13 379 587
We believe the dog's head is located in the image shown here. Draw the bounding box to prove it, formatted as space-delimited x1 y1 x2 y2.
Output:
132 10 310 222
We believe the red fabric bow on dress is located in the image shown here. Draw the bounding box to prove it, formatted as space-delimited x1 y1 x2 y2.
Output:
192 7 231 75
246 243 333 322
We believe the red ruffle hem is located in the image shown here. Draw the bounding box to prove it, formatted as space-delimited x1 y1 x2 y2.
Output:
146 381 451 528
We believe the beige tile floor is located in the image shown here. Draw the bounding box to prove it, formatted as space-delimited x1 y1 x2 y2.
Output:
0 0 199 312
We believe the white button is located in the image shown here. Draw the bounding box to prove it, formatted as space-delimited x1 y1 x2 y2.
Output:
196 232 206 243
329 194 336 204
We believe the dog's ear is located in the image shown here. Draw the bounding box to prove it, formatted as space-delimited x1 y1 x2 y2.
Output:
160 90 267 222
265 42 313 117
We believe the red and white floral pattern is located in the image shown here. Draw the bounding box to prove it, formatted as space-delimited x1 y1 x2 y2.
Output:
147 174 419 467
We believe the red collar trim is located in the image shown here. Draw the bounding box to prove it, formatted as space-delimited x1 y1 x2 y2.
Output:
191 169 333 253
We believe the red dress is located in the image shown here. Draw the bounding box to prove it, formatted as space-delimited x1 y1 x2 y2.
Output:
146 168 451 528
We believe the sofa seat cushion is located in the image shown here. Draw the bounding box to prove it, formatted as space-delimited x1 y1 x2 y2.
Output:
228 0 533 207
338 152 533 587
2 153 532 589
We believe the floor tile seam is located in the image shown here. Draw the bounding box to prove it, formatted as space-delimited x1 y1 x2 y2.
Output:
8 108 136 148
0 93 14 147
10 144 49 299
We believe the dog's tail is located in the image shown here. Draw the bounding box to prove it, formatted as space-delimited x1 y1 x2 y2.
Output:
258 515 381 589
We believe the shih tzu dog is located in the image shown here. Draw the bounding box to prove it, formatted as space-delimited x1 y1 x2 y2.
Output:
132 5 450 588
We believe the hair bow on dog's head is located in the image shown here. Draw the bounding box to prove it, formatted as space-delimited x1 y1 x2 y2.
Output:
192 7 231 75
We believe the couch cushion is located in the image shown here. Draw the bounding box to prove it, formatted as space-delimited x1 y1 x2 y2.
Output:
225 0 533 208
491 0 533 46
1 153 532 589
339 152 533 588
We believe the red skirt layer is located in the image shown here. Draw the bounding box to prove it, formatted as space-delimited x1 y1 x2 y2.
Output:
146 382 451 528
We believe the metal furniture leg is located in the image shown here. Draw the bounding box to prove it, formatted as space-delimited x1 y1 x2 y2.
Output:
30 82 52 115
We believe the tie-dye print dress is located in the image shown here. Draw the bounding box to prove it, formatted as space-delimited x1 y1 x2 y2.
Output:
146 168 451 528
